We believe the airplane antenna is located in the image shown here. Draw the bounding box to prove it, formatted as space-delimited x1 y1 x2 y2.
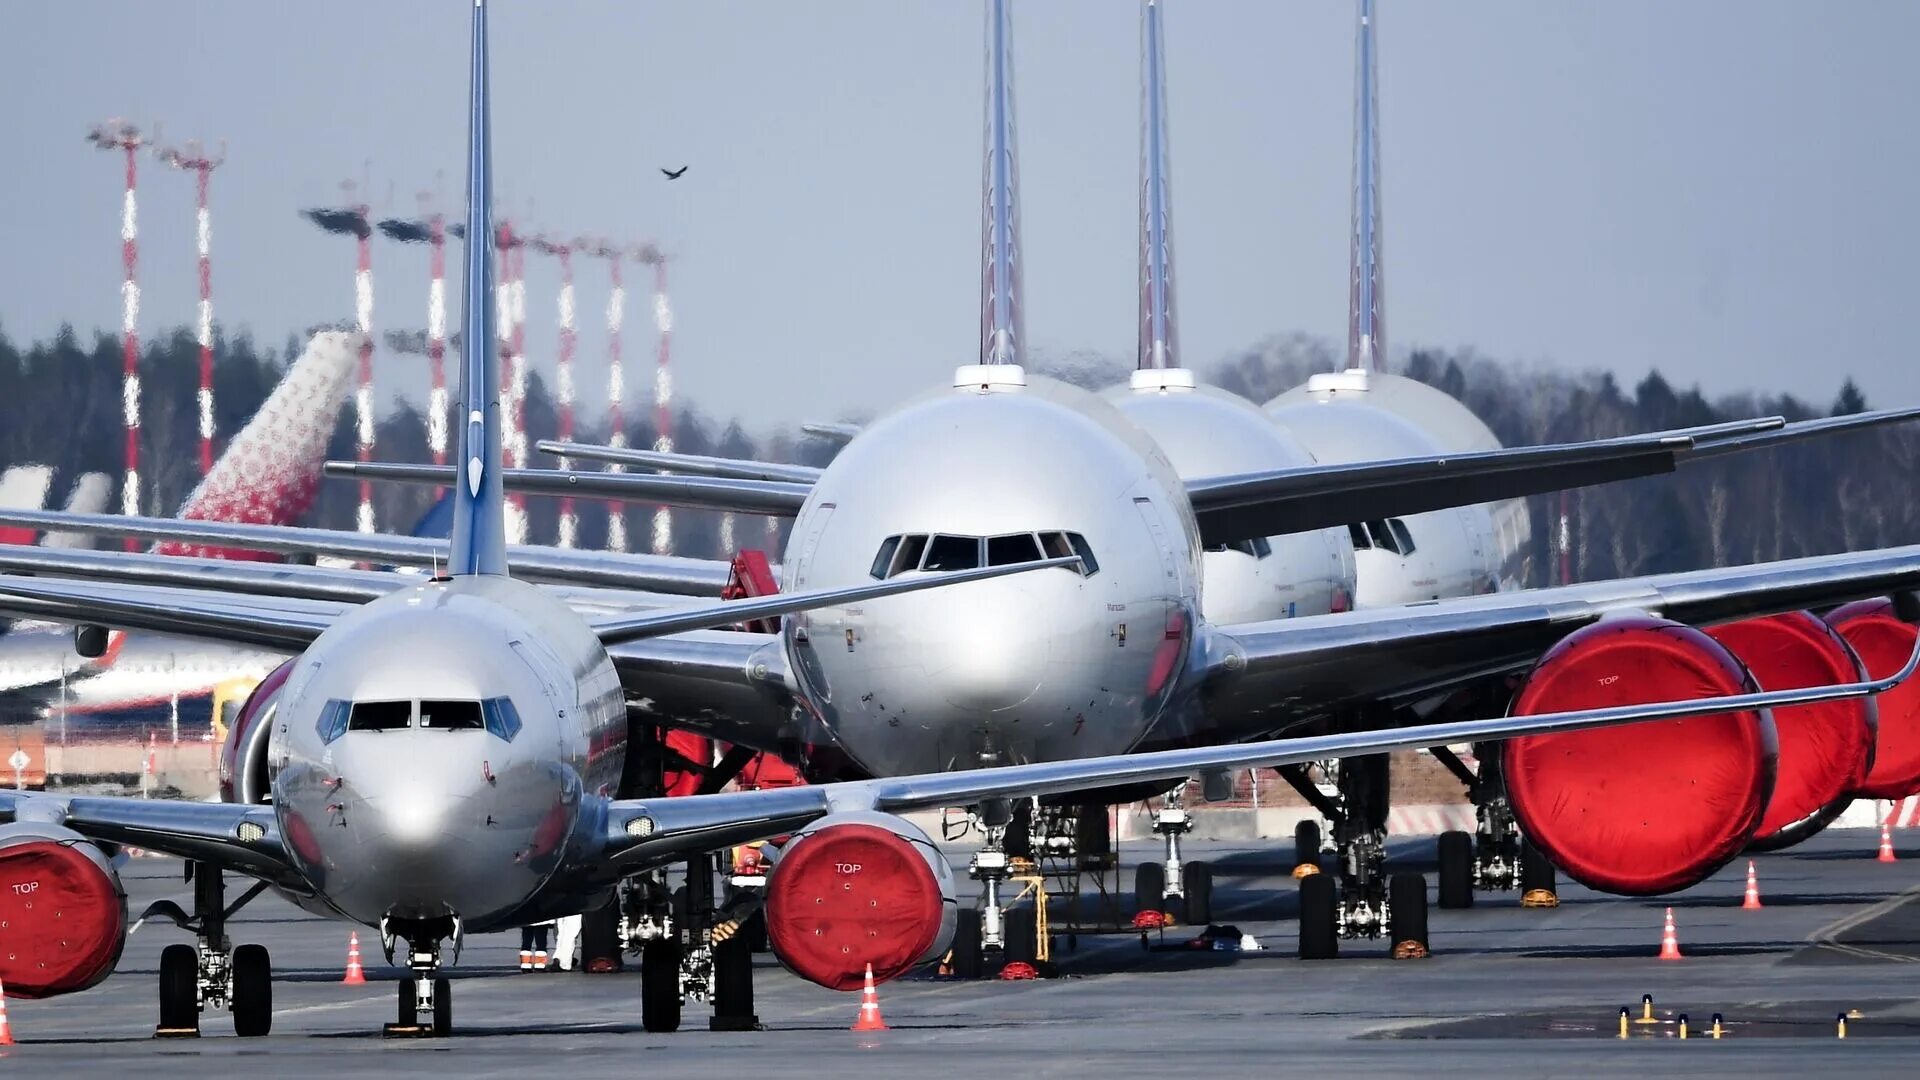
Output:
155 137 228 476
87 118 148 544
979 0 1025 367
447 0 508 576
1348 0 1385 374
1138 0 1178 371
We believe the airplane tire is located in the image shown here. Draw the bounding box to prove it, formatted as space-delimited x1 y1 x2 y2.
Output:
1136 861 1166 916
711 934 755 1027
641 937 683 1033
1294 819 1320 870
398 978 417 1026
1389 873 1429 957
158 943 199 1033
580 898 623 972
1520 839 1557 895
951 909 984 979
1437 831 1475 909
1298 873 1338 959
1003 906 1037 968
432 977 452 1037
1004 799 1033 860
230 943 273 1037
1184 862 1214 924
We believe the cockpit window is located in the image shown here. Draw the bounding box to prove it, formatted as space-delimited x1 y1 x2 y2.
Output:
420 700 485 731
893 534 928 576
987 533 1042 567
482 698 523 742
1040 531 1075 560
348 699 413 732
868 536 902 580
1206 536 1273 560
1388 518 1416 555
315 699 351 744
1066 532 1100 576
1348 522 1371 550
922 534 982 571
1366 520 1399 553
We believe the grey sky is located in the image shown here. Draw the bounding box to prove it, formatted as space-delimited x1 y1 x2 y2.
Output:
3 1 1917 433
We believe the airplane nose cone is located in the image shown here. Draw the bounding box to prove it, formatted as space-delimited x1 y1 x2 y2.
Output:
928 584 1047 711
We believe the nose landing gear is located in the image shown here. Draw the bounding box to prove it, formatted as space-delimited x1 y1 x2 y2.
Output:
146 861 273 1038
382 916 458 1037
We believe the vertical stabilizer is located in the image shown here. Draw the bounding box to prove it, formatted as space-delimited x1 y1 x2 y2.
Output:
1137 0 1178 371
979 0 1025 367
448 0 508 576
1347 0 1385 373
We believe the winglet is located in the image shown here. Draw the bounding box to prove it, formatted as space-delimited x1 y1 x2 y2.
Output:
1347 0 1385 374
1138 0 1178 371
448 0 508 576
980 0 1025 367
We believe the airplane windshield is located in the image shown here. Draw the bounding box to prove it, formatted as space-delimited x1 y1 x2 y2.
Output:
419 700 484 731
923 534 982 571
870 530 1099 578
348 699 413 732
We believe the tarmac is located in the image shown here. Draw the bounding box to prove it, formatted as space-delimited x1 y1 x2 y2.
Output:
3 829 1918 1078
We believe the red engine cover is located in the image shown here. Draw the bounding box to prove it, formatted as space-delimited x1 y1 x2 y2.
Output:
1826 599 1920 798
1708 612 1875 847
1503 615 1776 895
765 822 945 991
0 829 127 998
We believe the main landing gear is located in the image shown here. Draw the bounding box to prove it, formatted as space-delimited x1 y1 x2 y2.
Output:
581 858 762 1033
143 861 273 1038
1277 754 1429 960
381 916 459 1037
1134 784 1214 924
1429 745 1557 910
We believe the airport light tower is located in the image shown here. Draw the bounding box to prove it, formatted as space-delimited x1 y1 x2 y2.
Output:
531 234 579 547
155 138 227 476
301 184 377 532
639 242 673 555
87 119 148 544
581 239 629 551
377 196 450 466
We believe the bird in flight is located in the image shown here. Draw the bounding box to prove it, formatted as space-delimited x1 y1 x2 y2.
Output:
661 166 688 180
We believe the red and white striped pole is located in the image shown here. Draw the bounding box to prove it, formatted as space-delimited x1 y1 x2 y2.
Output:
427 213 449 466
353 207 375 534
645 246 673 556
157 140 225 475
585 241 629 552
89 121 146 546
534 237 579 547
495 222 529 544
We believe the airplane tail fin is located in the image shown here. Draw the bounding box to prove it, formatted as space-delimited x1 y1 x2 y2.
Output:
979 0 1025 367
1347 0 1384 373
447 0 508 576
41 472 110 549
0 467 52 548
1137 0 1177 371
158 331 359 560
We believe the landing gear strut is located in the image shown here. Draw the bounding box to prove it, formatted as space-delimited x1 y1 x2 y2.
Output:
1135 784 1213 923
382 916 458 1037
963 798 1015 975
1431 744 1556 908
146 861 272 1038
1278 753 1427 959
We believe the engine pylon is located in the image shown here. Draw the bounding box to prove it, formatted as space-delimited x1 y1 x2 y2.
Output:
1658 907 1683 960
851 963 888 1032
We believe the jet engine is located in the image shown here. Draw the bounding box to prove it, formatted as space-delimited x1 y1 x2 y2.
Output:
1502 615 1776 895
218 657 295 804
1826 599 1920 798
0 823 128 997
763 811 957 990
1707 612 1875 850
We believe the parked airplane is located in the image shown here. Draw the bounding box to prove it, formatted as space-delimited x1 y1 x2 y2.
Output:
6 2 1920 1036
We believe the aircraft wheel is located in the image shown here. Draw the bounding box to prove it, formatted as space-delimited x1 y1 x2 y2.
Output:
640 937 683 1033
1437 831 1474 909
1183 862 1214 924
1388 873 1430 958
580 897 623 972
1520 839 1557 895
432 977 452 1037
1135 861 1166 916
398 978 417 1026
158 943 200 1033
1294 819 1321 871
951 908 983 979
230 943 273 1037
711 934 756 1029
1003 906 1037 968
1004 799 1033 860
1298 873 1338 960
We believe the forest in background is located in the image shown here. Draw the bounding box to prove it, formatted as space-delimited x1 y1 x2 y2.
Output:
0 322 1909 585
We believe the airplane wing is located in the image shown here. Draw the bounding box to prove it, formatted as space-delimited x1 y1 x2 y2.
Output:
0 576 344 651
539 440 823 485
0 793 303 890
598 624 1920 872
0 508 734 595
1198 541 1920 732
326 461 810 518
606 630 798 751
802 422 861 444
1186 407 1920 546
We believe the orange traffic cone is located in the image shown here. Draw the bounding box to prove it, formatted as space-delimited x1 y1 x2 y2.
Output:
342 931 367 984
0 977 14 1045
1742 860 1762 910
850 963 888 1032
1658 907 1683 960
1878 823 1897 863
